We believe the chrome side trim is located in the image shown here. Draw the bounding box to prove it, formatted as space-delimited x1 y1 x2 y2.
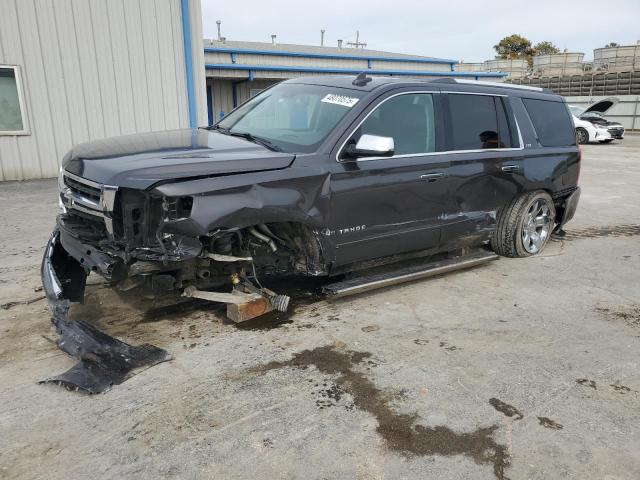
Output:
440 91 507 97
336 91 524 163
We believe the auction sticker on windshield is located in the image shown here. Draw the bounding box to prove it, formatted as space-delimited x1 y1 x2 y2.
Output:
321 94 360 108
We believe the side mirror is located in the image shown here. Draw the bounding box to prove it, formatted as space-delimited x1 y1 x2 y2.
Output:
344 134 394 158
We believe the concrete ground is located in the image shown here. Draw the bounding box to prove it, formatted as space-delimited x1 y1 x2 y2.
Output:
1 136 639 480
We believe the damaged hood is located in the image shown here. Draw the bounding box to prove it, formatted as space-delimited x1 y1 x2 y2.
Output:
63 128 296 189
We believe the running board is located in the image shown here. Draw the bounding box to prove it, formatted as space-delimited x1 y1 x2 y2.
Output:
323 250 498 299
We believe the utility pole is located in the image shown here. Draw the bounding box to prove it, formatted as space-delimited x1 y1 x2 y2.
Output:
346 30 367 49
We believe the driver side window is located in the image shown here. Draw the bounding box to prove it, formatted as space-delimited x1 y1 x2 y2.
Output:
347 93 436 157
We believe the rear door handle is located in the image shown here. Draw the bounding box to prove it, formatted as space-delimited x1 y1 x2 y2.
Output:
501 165 521 173
420 172 446 182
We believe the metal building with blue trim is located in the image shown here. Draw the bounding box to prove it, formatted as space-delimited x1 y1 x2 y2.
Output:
203 39 507 123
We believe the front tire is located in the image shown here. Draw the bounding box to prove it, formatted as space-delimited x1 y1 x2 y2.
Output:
492 191 556 258
576 128 589 144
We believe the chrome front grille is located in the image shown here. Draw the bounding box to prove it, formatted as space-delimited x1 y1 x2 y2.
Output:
64 175 101 205
60 171 118 234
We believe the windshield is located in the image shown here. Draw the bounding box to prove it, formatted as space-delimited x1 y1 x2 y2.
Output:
569 105 585 117
214 83 366 153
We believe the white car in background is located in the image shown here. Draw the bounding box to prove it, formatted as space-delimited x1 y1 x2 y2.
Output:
569 98 623 144
571 111 611 144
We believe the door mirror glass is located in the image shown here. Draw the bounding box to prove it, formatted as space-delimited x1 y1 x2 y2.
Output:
345 134 394 158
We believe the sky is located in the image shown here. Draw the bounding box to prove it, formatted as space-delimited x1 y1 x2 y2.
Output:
201 0 640 62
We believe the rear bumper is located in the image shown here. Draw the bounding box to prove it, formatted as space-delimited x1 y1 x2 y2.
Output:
556 187 581 229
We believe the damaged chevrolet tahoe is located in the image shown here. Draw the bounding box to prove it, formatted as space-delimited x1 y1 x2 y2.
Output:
43 75 581 322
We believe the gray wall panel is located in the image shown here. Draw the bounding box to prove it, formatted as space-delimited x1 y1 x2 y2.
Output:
0 0 206 180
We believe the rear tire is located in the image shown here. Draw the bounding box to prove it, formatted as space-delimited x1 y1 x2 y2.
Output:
492 191 556 258
576 128 589 144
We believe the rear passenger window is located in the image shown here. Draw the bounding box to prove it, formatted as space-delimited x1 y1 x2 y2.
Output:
448 94 513 150
349 93 436 156
522 98 575 147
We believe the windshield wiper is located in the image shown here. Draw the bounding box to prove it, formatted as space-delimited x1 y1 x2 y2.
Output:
204 124 230 133
206 125 281 152
228 131 282 152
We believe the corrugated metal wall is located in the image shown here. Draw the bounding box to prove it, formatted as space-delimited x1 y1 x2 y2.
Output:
209 79 279 120
0 0 205 181
565 95 640 130
510 71 640 97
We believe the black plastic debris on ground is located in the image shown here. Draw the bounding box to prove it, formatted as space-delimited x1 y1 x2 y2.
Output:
40 301 171 394
40 230 171 394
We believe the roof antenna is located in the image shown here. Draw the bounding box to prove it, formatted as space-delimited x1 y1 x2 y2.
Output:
352 72 372 87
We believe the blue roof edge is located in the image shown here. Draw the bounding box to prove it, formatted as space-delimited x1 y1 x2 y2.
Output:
204 46 459 65
204 63 509 78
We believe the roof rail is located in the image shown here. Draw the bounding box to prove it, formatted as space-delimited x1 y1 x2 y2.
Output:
446 78 549 93
428 77 458 84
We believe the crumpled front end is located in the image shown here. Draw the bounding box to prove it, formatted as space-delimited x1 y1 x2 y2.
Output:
55 168 207 296
52 168 327 298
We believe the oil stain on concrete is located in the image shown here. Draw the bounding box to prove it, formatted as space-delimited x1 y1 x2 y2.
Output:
489 398 524 420
538 417 564 430
253 345 510 479
577 378 597 389
595 304 640 329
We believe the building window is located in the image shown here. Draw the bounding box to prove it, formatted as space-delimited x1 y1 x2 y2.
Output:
0 66 28 135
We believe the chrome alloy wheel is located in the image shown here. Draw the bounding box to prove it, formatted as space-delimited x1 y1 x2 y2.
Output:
521 198 553 254
576 128 588 144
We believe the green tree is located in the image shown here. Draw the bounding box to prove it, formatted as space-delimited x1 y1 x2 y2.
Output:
494 34 533 59
533 41 560 56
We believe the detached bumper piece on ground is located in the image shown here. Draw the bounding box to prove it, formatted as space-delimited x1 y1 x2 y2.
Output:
40 230 171 394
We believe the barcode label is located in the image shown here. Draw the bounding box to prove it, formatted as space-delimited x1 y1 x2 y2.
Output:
321 94 360 108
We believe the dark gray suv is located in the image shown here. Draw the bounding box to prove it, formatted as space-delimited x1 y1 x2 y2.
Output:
43 75 581 320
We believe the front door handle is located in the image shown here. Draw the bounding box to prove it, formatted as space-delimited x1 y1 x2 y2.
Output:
420 172 446 182
501 165 521 174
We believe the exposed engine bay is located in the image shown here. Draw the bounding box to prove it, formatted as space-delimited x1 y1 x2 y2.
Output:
54 176 328 319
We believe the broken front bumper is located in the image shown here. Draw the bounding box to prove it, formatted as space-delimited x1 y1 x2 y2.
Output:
40 229 170 394
41 228 88 306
